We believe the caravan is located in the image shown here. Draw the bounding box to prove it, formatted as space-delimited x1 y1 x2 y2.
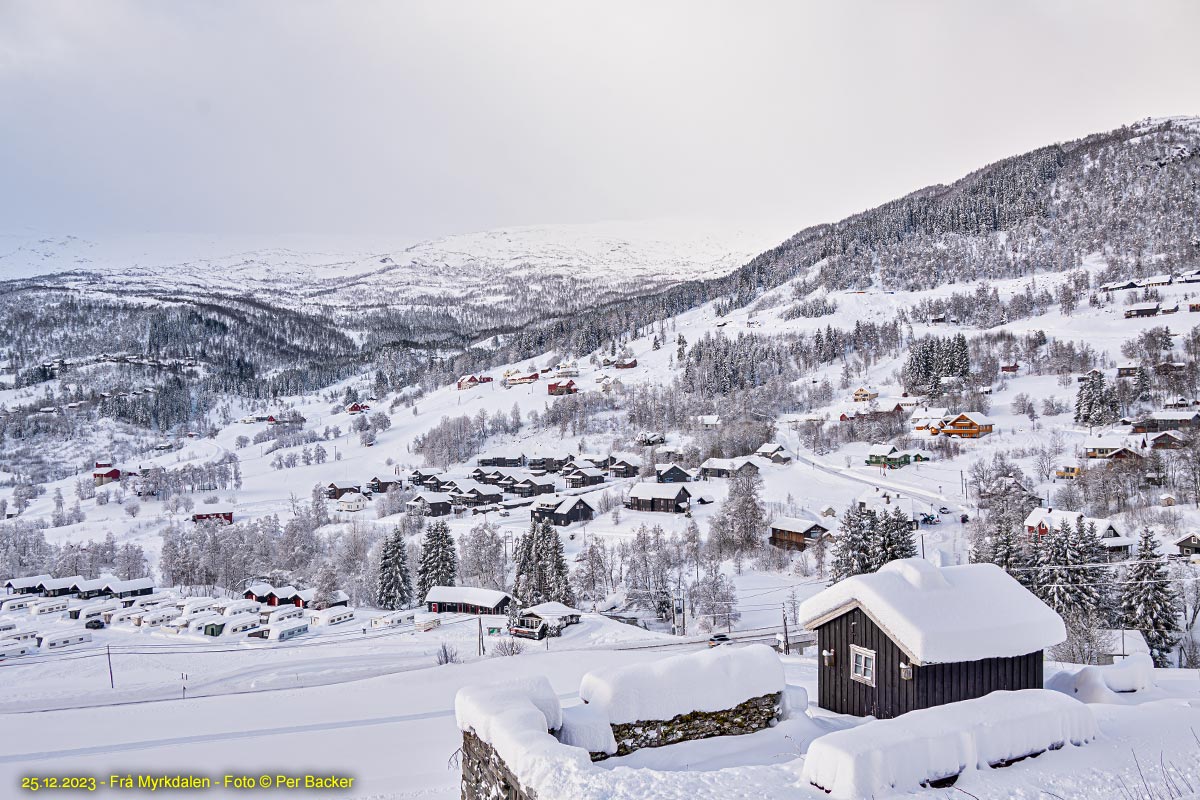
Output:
0 596 33 613
0 641 36 660
370 611 415 629
71 601 119 622
37 631 92 650
30 598 68 617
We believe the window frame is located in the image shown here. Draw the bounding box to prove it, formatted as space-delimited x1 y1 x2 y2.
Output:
849 644 877 687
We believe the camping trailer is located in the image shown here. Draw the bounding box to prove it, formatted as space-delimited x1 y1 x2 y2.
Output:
30 598 69 616
37 631 92 650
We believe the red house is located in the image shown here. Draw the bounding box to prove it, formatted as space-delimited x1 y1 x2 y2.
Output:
345 402 370 415
192 508 234 524
614 358 638 369
457 375 480 391
92 461 121 486
547 380 578 396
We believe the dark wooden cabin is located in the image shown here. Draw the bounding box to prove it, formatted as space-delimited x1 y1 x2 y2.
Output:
798 559 1063 720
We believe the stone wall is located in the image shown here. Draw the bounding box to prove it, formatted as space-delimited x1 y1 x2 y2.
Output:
599 691 783 759
461 729 538 800
460 693 784 798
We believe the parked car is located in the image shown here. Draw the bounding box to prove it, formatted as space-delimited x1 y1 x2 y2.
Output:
938 506 950 514
707 634 731 648
84 619 105 630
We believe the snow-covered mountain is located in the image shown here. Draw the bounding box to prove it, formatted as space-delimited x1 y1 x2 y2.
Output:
0 219 793 315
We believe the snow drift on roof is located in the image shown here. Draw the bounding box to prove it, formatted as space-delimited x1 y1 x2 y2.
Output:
796 559 1064 664
424 585 512 607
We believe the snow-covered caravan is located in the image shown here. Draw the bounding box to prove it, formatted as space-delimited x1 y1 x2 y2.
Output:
0 621 16 633
105 607 142 625
180 598 218 615
797 558 1065 719
70 601 119 622
29 598 68 616
128 591 175 608
264 605 304 625
137 607 180 627
37 631 92 650
370 610 415 628
268 620 310 641
0 641 37 660
218 599 261 616
3 629 39 643
0 597 33 613
185 612 224 633
308 607 355 626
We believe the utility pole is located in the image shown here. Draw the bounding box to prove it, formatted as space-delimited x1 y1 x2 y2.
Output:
781 604 791 655
477 617 483 657
106 645 114 689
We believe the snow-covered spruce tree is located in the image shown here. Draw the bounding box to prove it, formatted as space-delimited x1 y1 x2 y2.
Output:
536 520 575 606
415 519 457 600
868 506 917 570
376 527 413 611
510 523 537 603
1120 528 1180 667
829 505 874 583
311 561 340 610
1074 371 1119 427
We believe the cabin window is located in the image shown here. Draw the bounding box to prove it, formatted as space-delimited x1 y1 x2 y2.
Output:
850 645 876 686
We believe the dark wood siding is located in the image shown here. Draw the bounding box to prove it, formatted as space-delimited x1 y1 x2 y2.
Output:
816 607 1043 718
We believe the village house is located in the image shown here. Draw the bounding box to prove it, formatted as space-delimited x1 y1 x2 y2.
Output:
1154 361 1188 375
405 492 453 517
325 481 361 500
511 475 557 498
698 456 760 479
3 574 51 595
345 401 370 415
447 480 503 506
1000 362 1020 374
35 575 84 598
607 454 644 478
1125 302 1161 319
840 401 907 423
92 460 122 486
654 463 691 483
626 483 692 513
1084 436 1141 460
366 475 403 494
554 361 579 377
1162 303 1180 315
192 507 234 524
425 586 513 615
1116 363 1140 378
754 442 792 464
1149 430 1190 449
457 374 482 390
865 444 900 467
768 516 830 552
614 358 638 369
1133 410 1200 433
531 496 595 527
526 450 574 473
1173 533 1200 558
547 379 578 396
505 371 540 385
1022 509 1134 558
408 467 445 487
696 414 722 430
336 494 367 513
933 412 994 438
102 577 155 600
636 431 666 446
1054 461 1082 480
564 468 606 489
1100 278 1139 292
508 601 583 639
1138 273 1174 287
852 386 880 402
797 559 1064 719
476 449 526 468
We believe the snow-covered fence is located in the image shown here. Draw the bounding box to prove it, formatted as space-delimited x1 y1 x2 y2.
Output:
802 689 1097 799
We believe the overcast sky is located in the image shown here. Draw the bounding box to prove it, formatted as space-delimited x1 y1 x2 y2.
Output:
1 0 1197 242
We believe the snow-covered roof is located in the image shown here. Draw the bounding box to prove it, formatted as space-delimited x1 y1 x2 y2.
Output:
1148 410 1200 420
103 577 155 594
628 482 690 500
770 515 827 535
74 577 114 593
3 574 50 590
245 582 273 596
866 444 898 456
407 492 453 504
796 559 1065 665
579 644 784 725
521 601 582 620
424 586 512 607
447 479 491 494
39 575 83 591
755 442 785 454
328 480 360 489
609 453 643 467
948 411 993 426
1128 301 1161 312
554 497 592 515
